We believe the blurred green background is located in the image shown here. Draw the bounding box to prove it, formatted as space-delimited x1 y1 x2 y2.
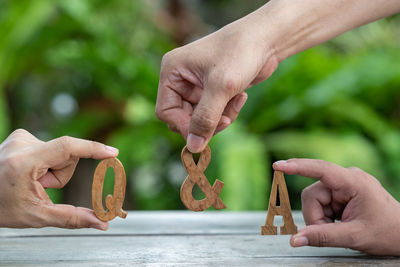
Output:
1 0 400 210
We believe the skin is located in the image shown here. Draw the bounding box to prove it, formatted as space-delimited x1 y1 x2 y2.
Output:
155 0 400 255
156 0 400 153
274 159 400 256
0 129 118 230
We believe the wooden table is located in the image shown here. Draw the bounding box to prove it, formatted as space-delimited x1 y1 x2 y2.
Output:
0 211 398 266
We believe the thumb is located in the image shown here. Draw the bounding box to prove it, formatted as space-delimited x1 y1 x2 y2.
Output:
42 204 108 230
187 87 230 153
291 222 360 248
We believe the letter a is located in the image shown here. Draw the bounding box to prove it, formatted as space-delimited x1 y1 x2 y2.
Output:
261 171 297 235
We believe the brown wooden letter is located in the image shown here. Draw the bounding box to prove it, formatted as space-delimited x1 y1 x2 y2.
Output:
92 158 127 222
261 171 297 235
180 145 226 211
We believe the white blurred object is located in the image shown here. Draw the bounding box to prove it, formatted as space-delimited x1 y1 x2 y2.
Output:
51 93 78 118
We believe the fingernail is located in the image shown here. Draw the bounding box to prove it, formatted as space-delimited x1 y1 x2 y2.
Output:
273 160 288 167
293 235 308 247
91 223 107 231
234 94 248 113
105 145 119 155
187 133 205 153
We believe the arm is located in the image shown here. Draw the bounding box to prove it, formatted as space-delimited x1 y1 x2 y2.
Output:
156 0 400 153
256 0 400 61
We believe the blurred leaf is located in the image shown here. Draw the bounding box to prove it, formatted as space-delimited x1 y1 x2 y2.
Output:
46 188 63 204
1 1 400 210
266 130 385 177
214 124 269 210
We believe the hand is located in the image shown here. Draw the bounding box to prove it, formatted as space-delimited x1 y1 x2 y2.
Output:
156 0 400 153
273 158 400 256
0 129 119 230
156 9 279 153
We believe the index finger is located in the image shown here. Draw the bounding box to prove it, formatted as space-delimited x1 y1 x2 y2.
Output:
273 158 353 190
33 136 119 168
155 83 192 138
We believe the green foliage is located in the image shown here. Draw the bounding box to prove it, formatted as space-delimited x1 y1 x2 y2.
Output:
0 1 399 210
243 18 400 204
214 124 269 210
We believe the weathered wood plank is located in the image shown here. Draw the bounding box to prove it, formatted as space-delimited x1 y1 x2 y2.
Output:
0 235 398 266
0 211 398 266
0 211 305 236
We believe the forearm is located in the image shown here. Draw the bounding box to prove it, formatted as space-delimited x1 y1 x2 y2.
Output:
251 0 400 62
156 0 400 152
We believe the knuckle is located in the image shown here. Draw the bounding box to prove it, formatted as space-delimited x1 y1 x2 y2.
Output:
316 159 336 174
11 128 29 136
55 136 72 160
86 139 96 148
316 159 330 167
58 136 72 146
161 51 172 62
371 176 382 186
6 138 22 148
347 166 380 184
161 49 178 67
222 76 241 95
56 136 70 147
348 230 361 248
5 129 29 147
317 159 328 164
213 73 241 97
347 166 364 181
365 173 382 187
207 71 241 98
88 141 101 156
161 52 170 65
347 166 362 172
348 226 368 251
65 207 79 229
30 205 49 228
317 231 330 247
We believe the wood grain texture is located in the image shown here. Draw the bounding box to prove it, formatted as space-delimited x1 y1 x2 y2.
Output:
180 145 226 211
262 171 298 235
0 211 302 236
0 211 398 266
92 158 127 222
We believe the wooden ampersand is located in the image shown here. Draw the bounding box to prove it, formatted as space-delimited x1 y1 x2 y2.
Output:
92 158 127 222
261 171 297 235
180 145 226 211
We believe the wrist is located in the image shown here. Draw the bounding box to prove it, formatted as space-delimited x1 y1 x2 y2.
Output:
254 0 327 63
216 5 280 76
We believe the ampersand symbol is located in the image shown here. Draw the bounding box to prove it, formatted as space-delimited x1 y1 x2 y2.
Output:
92 158 127 221
180 145 226 211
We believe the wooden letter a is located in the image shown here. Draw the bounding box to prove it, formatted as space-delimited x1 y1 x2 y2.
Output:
261 171 297 235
